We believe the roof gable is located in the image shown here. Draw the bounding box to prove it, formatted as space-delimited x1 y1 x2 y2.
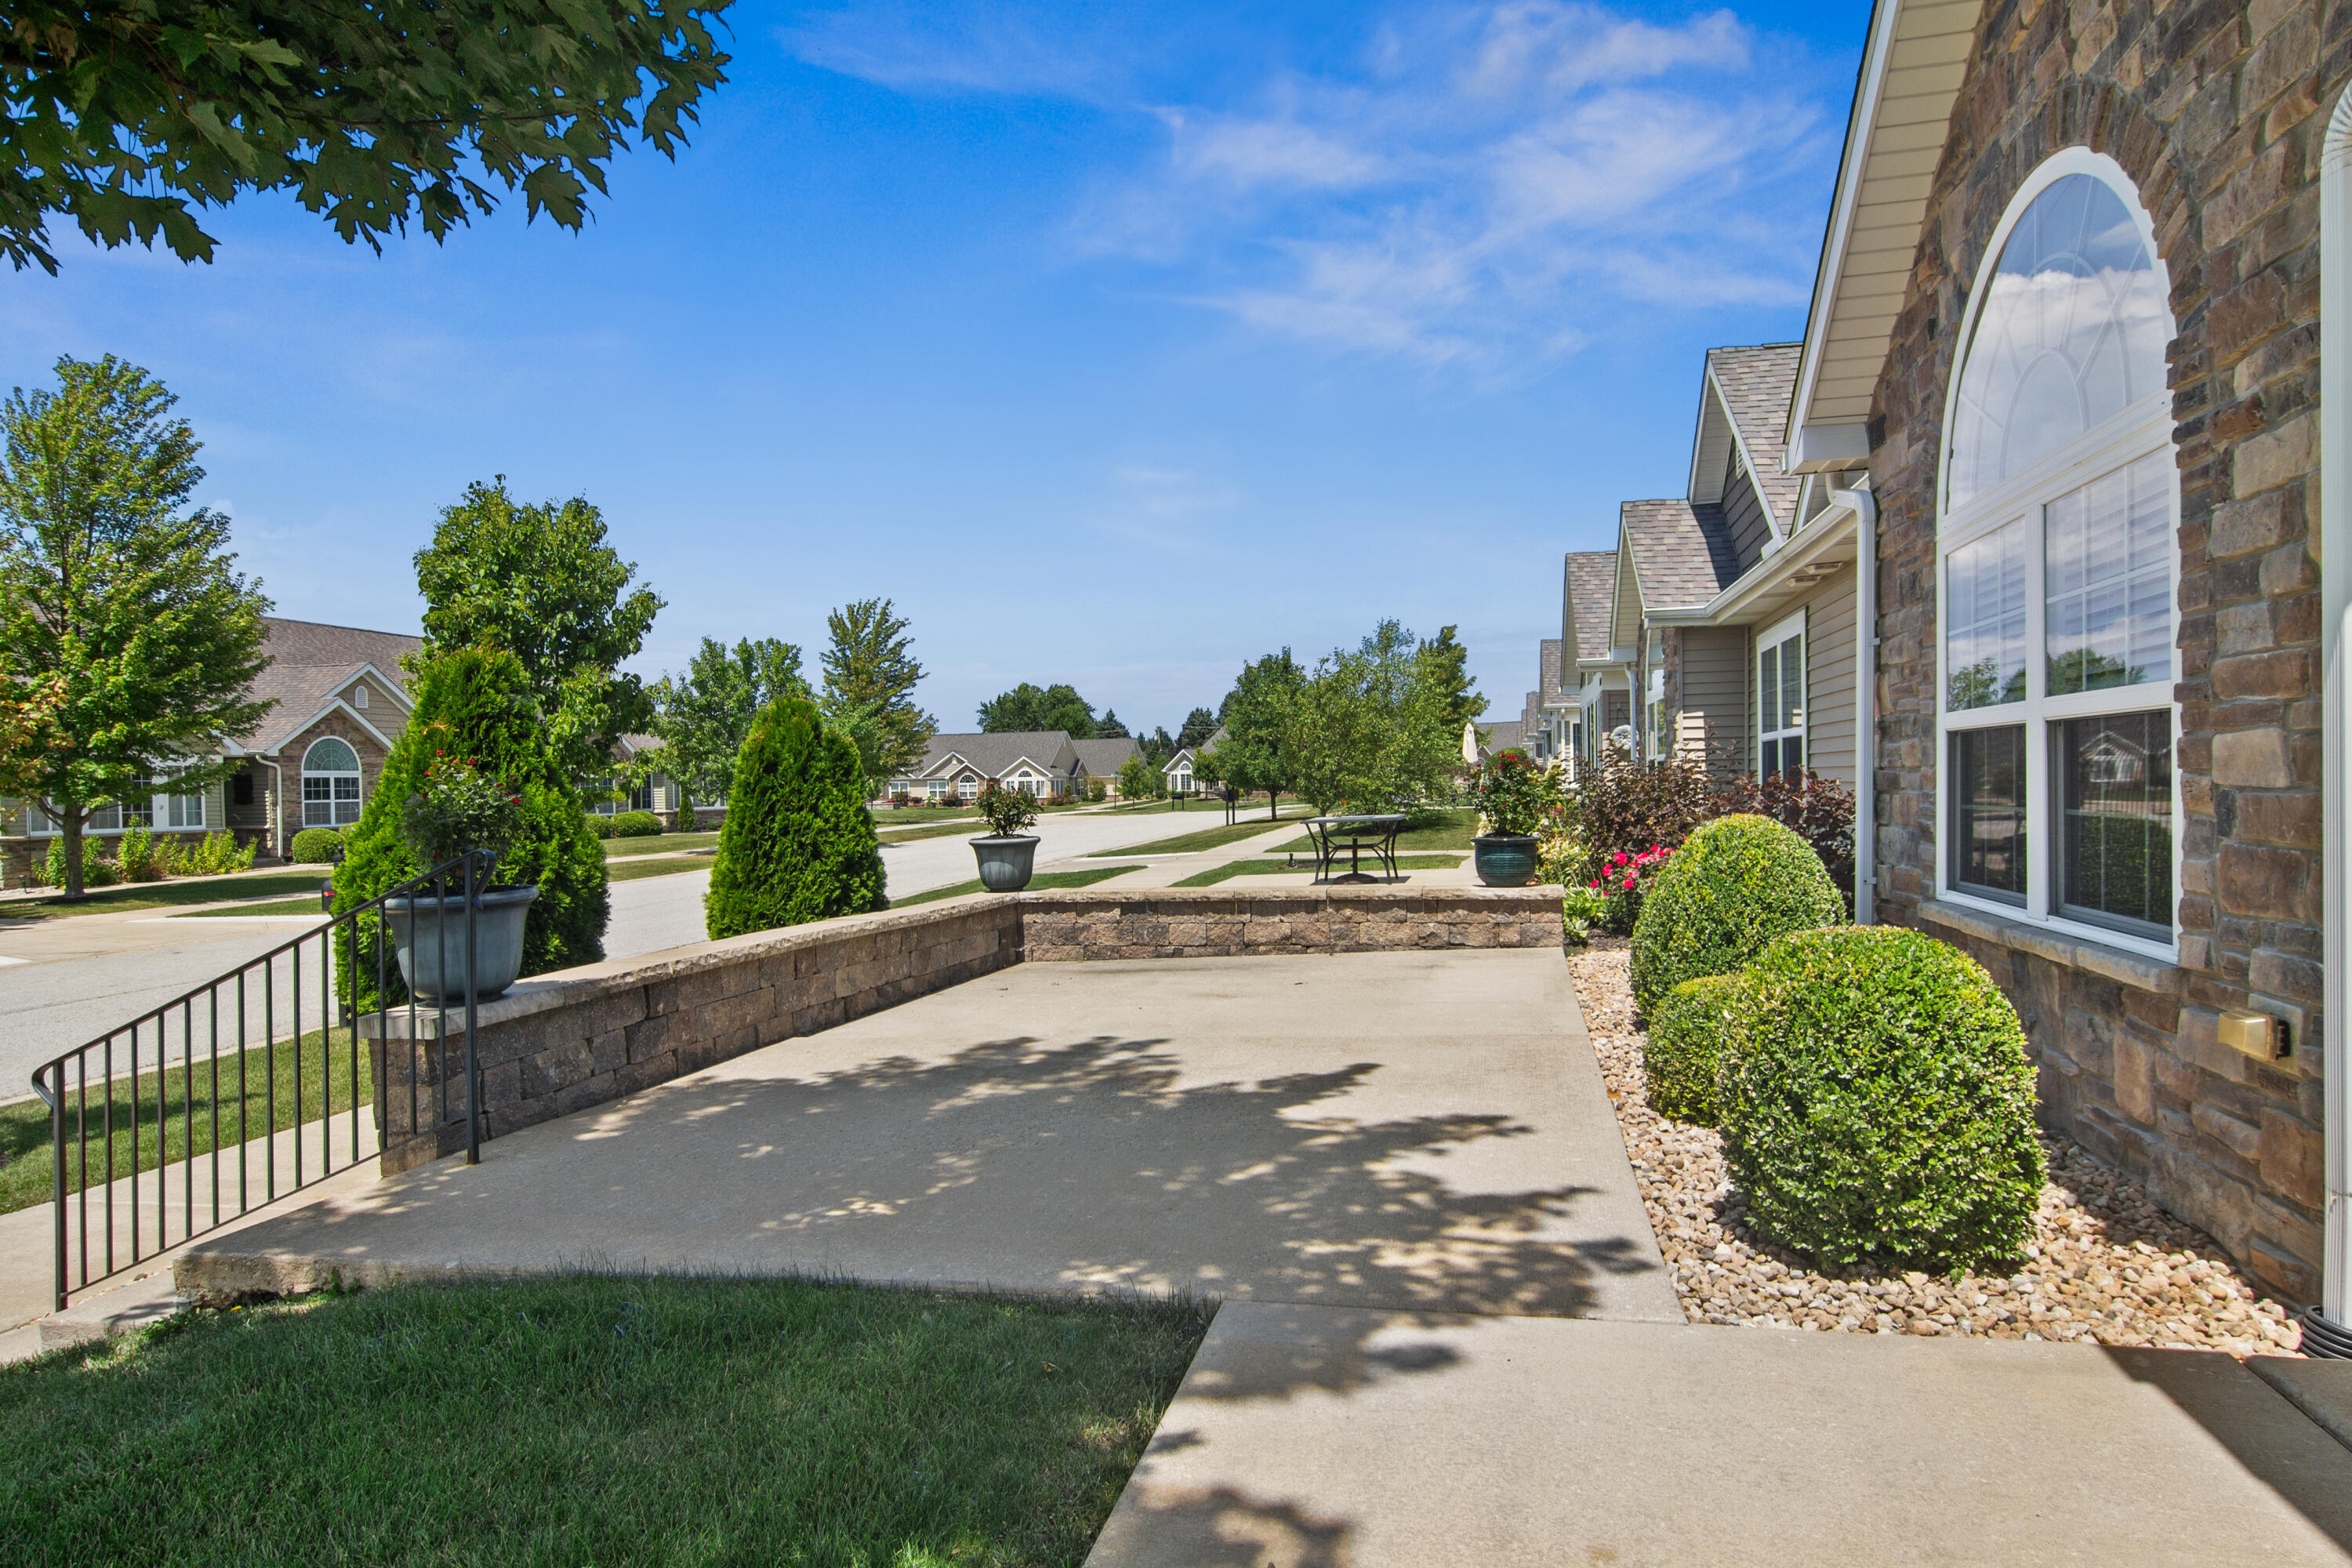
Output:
1563 552 1616 664
1705 344 1805 530
1622 499 1744 612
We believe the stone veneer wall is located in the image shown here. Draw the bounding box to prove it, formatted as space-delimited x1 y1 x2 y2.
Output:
276 709 396 858
371 887 1563 1174
1866 0 2344 1300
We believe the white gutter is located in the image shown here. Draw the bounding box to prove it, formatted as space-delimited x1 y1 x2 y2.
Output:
1838 483 1878 924
1645 499 1861 629
2318 82 2350 1347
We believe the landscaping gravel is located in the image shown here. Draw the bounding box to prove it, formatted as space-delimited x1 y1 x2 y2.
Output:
1567 938 2305 1356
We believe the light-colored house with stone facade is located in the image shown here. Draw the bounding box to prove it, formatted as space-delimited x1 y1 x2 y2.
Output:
1 617 423 883
891 732 1084 804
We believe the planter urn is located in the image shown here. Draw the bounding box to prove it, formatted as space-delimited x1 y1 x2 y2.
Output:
970 835 1040 892
1472 833 1541 888
383 884 540 1002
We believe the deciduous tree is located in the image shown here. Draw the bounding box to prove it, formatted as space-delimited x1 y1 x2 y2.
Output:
0 0 733 274
1174 706 1220 752
1415 625 1487 734
1283 622 1457 815
819 598 935 778
651 637 810 813
1197 650 1304 820
0 355 271 897
413 478 663 789
978 682 1096 737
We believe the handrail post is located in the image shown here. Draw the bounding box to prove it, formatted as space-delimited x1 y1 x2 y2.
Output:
38 1067 64 1314
464 850 481 1165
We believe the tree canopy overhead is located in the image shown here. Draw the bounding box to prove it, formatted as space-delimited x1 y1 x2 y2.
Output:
412 477 662 787
0 354 271 896
978 682 1096 738
0 0 735 274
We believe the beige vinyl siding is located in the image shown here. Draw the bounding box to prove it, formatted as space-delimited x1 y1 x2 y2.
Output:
1719 463 1774 576
1675 626 1750 776
1799 564 1859 786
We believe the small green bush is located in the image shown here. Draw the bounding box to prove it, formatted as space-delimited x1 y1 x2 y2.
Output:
186 830 257 876
610 810 662 837
706 695 887 938
1630 814 1844 1009
1645 972 1749 1125
587 814 616 839
1719 927 2045 1271
42 836 119 888
289 827 347 864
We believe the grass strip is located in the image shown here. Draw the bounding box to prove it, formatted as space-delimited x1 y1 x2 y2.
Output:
880 820 996 846
0 1029 369 1217
174 899 322 918
0 873 332 924
601 853 717 884
1083 819 1300 858
0 1276 1210 1567
1172 854 1466 888
892 866 1142 909
601 829 722 858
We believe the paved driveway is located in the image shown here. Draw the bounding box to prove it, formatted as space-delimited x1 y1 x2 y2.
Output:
183 949 1679 1323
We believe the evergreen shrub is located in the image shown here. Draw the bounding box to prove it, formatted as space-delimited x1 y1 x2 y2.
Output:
705 695 886 939
1629 815 1844 1008
116 822 160 881
587 814 616 839
43 837 118 888
289 827 347 864
335 646 608 1008
1720 927 2045 1271
1644 972 1749 1125
611 811 662 837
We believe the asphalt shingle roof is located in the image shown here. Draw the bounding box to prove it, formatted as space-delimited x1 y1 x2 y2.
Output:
1539 639 1571 706
239 617 423 752
1071 736 1141 775
1622 499 1744 612
1565 551 1616 664
913 731 1073 778
1708 343 1804 531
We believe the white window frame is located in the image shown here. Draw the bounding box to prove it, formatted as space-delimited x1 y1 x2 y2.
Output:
158 763 205 830
927 779 946 804
1757 609 1807 779
958 775 978 803
301 736 365 829
1932 149 2182 963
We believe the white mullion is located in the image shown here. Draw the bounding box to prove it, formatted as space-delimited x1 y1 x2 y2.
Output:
2027 499 2052 921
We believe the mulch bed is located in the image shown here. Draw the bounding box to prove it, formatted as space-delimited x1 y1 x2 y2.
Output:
1568 937 2304 1355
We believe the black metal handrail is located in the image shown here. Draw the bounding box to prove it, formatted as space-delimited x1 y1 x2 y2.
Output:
28 850 493 1314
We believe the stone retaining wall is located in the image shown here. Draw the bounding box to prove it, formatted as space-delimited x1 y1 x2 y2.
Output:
368 887 1562 1173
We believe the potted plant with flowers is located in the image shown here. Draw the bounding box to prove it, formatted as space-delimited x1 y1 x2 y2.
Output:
381 752 541 1000
970 780 1042 891
1464 747 1559 887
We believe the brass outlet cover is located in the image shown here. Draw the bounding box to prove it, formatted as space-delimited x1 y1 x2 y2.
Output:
2218 1009 2285 1061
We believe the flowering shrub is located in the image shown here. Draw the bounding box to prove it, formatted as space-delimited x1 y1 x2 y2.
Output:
400 752 525 875
976 779 1040 838
1462 747 1561 837
1592 844 1671 935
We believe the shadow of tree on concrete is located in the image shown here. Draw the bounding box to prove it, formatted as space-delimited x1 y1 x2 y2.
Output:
537 1028 1660 1328
1088 1483 1352 1567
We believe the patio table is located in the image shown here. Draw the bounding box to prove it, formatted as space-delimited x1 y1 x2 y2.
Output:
1300 814 1407 884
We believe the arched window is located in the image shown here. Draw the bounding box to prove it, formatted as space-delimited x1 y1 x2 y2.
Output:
1936 152 2179 953
302 736 363 827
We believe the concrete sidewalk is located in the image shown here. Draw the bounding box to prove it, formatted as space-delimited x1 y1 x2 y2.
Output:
1087 1305 2352 1566
177 950 1678 1322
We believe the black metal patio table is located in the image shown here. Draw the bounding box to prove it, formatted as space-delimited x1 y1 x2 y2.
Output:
1300 814 1407 884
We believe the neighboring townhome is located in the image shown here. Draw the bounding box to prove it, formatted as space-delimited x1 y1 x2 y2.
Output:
1161 728 1226 797
1560 550 1628 771
601 735 699 830
1071 735 1142 796
1602 344 1867 793
892 731 1081 804
1774 0 2343 1316
1475 717 1525 758
0 615 423 882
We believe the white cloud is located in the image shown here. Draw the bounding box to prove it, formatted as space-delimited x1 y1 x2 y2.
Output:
792 1 1833 367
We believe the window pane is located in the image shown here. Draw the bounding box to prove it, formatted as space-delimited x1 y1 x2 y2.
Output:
1951 726 2027 902
1761 739 1779 777
1780 636 1803 735
1948 172 2170 507
1947 522 2029 709
2059 712 2172 935
2045 450 2172 695
1759 645 1779 731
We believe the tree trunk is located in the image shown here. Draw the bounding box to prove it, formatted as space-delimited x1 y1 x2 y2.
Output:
1268 792 1281 822
57 808 84 899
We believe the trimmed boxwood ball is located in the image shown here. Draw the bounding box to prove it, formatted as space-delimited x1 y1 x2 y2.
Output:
334 645 609 1010
1644 971 1749 1126
706 696 887 939
1719 927 2046 1272
610 810 662 837
1629 814 1844 1010
289 826 347 864
586 815 615 840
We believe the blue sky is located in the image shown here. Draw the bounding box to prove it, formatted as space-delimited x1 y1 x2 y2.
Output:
5 0 1869 737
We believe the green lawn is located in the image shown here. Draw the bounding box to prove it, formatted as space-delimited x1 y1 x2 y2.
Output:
175 898 322 918
880 820 996 846
602 829 722 858
1083 819 1300 858
1172 854 1465 888
1260 808 1479 856
0 872 331 924
602 853 717 884
0 1029 368 1217
0 1276 1209 1566
892 866 1143 909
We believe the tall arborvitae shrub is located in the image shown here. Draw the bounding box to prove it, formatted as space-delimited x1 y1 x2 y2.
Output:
706 695 886 938
334 645 609 1008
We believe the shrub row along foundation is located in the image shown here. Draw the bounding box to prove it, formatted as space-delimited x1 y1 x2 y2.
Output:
366 887 1561 1173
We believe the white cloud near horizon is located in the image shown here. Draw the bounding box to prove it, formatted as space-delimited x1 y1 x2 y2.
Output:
786 1 1832 368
